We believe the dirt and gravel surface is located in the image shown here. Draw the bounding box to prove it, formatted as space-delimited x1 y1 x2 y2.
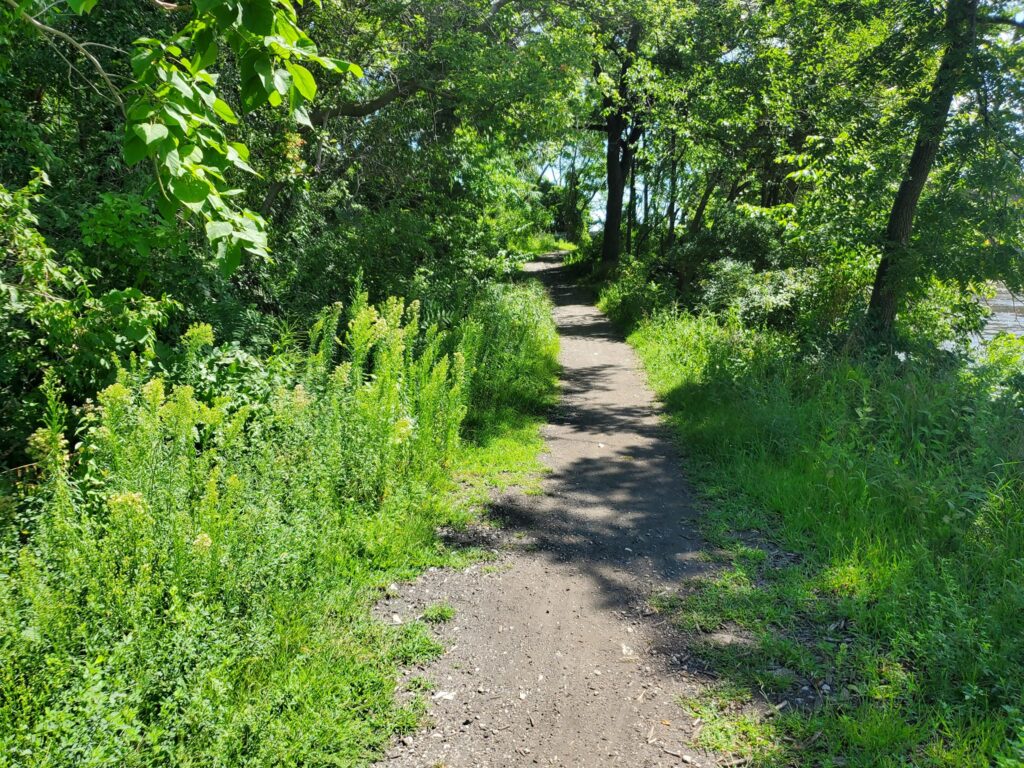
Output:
375 254 728 767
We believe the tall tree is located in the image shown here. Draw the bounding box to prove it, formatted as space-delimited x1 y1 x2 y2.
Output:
866 0 1024 336
866 0 980 336
591 17 644 268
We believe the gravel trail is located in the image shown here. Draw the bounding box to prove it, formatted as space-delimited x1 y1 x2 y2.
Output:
376 254 720 767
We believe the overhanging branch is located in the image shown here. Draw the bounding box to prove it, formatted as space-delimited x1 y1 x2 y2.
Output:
312 80 419 124
979 14 1024 30
7 0 125 116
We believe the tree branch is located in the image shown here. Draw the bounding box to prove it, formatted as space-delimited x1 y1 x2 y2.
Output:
979 14 1024 30
6 0 125 116
625 122 643 146
312 80 420 124
314 0 522 125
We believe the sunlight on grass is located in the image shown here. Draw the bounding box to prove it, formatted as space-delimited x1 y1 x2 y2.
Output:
626 310 1024 766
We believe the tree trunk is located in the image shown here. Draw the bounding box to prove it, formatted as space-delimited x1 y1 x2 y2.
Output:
601 115 627 268
726 176 749 204
260 180 285 217
626 152 637 255
597 20 642 270
688 171 718 236
865 0 977 337
664 136 678 253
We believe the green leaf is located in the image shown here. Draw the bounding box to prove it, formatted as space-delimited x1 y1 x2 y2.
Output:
240 77 270 112
169 174 212 211
130 48 160 79
155 193 177 221
228 142 250 162
218 238 243 276
272 67 291 96
132 123 169 146
254 56 274 92
123 136 148 166
166 70 194 100
128 102 156 121
212 98 238 124
205 220 233 241
241 0 275 36
180 144 204 165
225 144 256 174
195 41 219 73
332 59 364 78
212 1 240 28
66 0 99 14
161 104 190 132
164 148 182 177
285 62 317 100
193 0 225 14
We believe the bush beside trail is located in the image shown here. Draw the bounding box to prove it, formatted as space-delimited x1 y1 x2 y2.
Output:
0 282 558 768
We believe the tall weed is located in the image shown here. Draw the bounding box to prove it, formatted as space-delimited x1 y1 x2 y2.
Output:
0 281 557 767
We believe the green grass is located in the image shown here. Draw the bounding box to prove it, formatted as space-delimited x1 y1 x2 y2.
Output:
678 683 784 759
421 602 456 624
405 676 435 693
511 231 578 256
0 282 558 767
458 280 559 504
624 310 1024 766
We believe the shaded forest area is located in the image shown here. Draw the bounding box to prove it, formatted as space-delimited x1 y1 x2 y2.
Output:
1 0 1024 765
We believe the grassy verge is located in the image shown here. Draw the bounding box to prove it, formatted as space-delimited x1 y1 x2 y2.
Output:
511 231 578 257
0 282 558 767
459 280 560 501
621 309 1024 767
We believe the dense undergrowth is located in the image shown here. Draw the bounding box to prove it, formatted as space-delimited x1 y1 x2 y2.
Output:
0 278 558 767
598 265 1024 766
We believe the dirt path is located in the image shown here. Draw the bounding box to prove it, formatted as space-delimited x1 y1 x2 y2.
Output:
376 254 720 767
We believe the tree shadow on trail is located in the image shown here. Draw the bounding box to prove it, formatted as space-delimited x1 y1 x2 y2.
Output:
476 253 952 767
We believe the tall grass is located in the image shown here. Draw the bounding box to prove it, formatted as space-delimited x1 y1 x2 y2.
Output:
628 309 1024 766
0 282 557 767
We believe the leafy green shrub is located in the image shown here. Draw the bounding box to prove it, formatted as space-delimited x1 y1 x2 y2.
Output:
0 176 177 467
597 256 675 328
462 280 560 424
698 259 811 330
671 206 786 275
0 275 557 766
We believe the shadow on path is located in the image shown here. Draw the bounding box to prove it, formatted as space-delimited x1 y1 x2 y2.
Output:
503 252 714 620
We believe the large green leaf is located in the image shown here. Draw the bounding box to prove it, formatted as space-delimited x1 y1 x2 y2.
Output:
241 0 275 36
132 123 169 145
212 98 238 124
66 0 99 14
205 220 233 241
285 62 317 100
123 136 148 166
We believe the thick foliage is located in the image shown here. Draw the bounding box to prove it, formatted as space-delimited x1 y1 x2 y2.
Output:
0 177 177 467
0 281 557 767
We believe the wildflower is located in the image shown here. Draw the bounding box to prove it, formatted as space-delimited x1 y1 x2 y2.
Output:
392 416 415 444
107 492 145 511
293 383 311 408
192 532 213 550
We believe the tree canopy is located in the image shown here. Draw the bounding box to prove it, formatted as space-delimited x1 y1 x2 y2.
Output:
3 0 1024 764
